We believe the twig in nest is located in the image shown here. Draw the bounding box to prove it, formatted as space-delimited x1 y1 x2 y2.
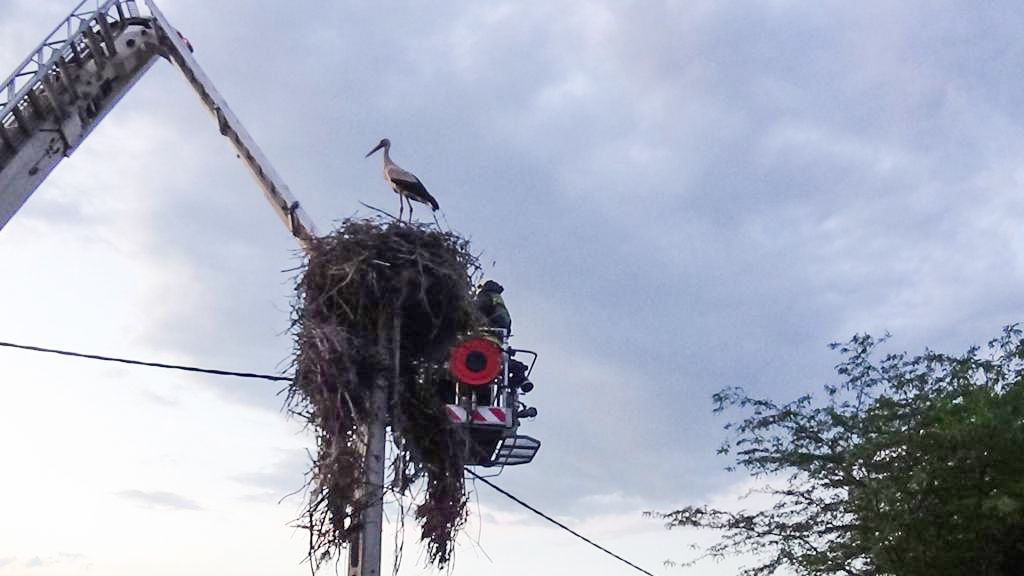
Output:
358 201 399 221
289 216 482 570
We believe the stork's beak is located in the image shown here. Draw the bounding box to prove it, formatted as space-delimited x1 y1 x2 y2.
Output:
365 141 385 157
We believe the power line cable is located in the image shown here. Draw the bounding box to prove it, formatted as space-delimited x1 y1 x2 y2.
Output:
466 469 655 576
0 340 292 382
2 340 651 574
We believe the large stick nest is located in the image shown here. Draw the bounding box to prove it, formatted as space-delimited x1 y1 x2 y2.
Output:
288 217 482 569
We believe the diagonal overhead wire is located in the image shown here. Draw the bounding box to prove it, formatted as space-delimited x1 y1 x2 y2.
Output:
467 469 656 576
0 340 292 382
3 338 653 575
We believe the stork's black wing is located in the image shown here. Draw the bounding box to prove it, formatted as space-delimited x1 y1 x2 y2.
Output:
387 165 439 211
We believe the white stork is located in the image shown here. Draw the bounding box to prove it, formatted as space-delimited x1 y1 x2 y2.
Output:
365 138 439 222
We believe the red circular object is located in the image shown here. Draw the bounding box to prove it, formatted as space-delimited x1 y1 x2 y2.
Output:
449 337 502 386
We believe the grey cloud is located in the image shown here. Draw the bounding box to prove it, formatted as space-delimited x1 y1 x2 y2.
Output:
115 489 203 511
268 6 1022 511
232 449 309 502
12 0 1024 519
139 389 180 407
10 553 87 571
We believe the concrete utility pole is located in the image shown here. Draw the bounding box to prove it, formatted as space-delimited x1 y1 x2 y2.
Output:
159 2 385 570
346 325 390 576
0 3 393 574
347 394 387 575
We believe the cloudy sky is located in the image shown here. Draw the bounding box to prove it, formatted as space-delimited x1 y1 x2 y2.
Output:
3 0 1024 574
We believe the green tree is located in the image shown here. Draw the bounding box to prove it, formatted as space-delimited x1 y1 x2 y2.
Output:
654 326 1024 576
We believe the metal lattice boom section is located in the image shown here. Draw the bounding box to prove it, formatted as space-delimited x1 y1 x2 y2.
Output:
0 0 142 117
0 0 160 230
0 0 316 248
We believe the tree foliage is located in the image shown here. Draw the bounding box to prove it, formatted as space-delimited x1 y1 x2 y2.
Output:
654 326 1024 576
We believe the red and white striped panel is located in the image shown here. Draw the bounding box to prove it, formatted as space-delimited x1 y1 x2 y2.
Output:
446 405 511 427
470 407 509 426
446 405 468 424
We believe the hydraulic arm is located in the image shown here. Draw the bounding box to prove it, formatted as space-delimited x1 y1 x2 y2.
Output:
0 0 315 244
0 6 541 576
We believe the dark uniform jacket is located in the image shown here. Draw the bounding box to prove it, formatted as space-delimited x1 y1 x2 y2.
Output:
475 289 511 332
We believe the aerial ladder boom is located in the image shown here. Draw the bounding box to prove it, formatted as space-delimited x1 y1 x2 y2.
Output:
1 4 541 575
0 0 376 571
0 0 316 244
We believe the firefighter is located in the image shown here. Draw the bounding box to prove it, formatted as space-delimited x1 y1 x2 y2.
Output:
474 280 511 333
474 280 534 395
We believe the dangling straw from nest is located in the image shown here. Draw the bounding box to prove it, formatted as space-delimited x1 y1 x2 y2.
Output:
288 216 482 569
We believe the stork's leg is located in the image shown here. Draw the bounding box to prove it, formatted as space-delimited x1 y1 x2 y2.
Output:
409 199 414 222
398 195 404 221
